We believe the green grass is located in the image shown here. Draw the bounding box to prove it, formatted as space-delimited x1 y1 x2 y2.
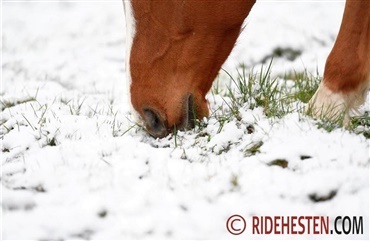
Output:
168 61 370 153
221 61 321 119
268 159 289 168
230 174 240 191
210 61 370 139
244 141 263 157
213 60 290 125
350 115 370 138
259 47 302 64
0 97 37 111
282 69 321 103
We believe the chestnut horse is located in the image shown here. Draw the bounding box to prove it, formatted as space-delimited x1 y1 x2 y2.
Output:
124 0 370 138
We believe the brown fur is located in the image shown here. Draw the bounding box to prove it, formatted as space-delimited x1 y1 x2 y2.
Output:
324 0 370 93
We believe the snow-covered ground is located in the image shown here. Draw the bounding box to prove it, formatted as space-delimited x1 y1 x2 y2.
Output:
1 0 369 239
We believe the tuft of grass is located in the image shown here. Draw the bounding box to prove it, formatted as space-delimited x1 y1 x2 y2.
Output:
173 124 178 148
0 97 37 112
46 136 57 146
300 155 312 160
120 123 138 137
260 47 302 64
211 76 222 95
2 148 10 153
283 69 320 103
67 97 86 115
230 174 240 191
268 159 288 168
351 114 370 126
21 114 36 131
316 118 343 133
189 61 370 151
98 209 108 218
220 60 298 120
244 141 263 157
1 88 39 111
213 61 370 138
309 190 337 202
349 114 370 138
218 60 281 121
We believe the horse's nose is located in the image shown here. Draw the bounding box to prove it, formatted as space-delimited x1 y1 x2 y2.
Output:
143 108 168 138
142 94 196 138
182 93 196 130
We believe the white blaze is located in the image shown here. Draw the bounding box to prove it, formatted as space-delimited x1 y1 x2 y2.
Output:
123 0 141 123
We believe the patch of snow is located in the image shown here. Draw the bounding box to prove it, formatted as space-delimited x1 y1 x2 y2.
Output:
1 0 368 240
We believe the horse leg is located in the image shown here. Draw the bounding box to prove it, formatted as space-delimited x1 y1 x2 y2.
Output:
308 0 370 124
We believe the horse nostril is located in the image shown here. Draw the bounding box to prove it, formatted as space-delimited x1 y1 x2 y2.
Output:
185 94 196 129
143 108 168 138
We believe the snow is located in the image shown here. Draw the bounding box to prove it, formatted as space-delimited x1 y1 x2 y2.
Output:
1 0 369 240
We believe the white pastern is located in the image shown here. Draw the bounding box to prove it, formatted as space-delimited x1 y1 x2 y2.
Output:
307 79 369 125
